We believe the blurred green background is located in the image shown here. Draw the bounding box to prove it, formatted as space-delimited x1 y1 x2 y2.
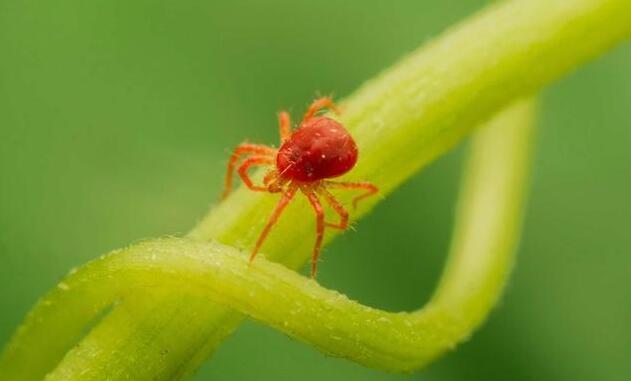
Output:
1 1 630 380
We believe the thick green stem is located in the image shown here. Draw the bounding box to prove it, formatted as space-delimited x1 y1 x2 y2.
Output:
2 99 536 377
1 0 630 379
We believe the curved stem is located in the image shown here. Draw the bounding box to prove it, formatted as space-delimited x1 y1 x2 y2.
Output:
2 0 631 378
3 99 534 377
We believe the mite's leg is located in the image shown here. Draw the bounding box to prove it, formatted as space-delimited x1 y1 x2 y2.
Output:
237 156 275 192
325 181 379 209
250 185 298 262
278 111 292 143
263 170 279 188
263 170 286 193
305 190 326 278
301 97 339 124
223 144 276 200
319 188 349 230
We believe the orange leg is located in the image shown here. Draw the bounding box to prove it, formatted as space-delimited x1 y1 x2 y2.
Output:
278 111 292 143
263 170 286 193
222 144 276 200
325 181 379 209
237 156 276 192
263 170 278 186
319 188 349 230
250 185 298 263
301 97 339 124
304 190 326 278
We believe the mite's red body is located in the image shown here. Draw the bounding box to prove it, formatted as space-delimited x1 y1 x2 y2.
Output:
222 97 378 277
277 117 358 182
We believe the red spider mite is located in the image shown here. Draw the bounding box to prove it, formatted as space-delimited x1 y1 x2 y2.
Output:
222 97 378 278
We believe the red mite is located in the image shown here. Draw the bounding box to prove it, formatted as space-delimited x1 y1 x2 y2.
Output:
222 97 378 278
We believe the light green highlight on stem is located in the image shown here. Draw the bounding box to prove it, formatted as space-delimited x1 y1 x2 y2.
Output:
2 0 630 378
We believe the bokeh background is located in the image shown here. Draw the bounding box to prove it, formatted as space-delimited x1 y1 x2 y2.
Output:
1 1 630 380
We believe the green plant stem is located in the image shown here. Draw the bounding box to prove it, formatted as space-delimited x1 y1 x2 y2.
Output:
1 0 630 379
2 99 536 377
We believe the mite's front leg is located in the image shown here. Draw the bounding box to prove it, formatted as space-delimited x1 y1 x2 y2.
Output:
237 156 275 192
222 144 277 199
301 97 339 124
